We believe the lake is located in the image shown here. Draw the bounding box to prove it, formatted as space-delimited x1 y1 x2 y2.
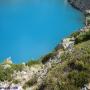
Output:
0 0 84 63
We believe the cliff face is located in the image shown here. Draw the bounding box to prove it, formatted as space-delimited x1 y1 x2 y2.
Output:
68 0 90 12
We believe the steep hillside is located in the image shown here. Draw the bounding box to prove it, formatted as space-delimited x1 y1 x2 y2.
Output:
37 29 90 90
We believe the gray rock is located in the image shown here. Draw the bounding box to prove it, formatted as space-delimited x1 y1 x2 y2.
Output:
68 0 90 12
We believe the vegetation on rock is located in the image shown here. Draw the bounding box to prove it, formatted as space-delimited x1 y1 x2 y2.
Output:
26 60 41 67
37 36 90 90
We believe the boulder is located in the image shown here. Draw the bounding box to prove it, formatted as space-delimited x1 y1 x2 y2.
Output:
4 57 13 64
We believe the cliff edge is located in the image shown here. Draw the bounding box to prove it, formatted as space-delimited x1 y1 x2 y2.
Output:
68 0 90 12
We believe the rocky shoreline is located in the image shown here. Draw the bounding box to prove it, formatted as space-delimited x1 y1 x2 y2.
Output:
0 0 90 90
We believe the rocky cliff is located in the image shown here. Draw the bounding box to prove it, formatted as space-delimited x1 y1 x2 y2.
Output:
68 0 90 12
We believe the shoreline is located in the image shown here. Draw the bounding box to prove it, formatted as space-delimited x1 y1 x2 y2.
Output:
0 0 90 90
2 0 86 64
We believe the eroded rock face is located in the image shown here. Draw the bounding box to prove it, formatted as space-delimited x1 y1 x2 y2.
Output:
62 37 75 50
68 0 90 12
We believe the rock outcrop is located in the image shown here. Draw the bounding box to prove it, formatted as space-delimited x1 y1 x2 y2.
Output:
68 0 90 12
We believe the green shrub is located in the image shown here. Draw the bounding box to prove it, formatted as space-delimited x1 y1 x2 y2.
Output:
23 76 37 89
0 66 13 81
26 60 40 67
68 61 87 71
0 64 25 81
12 80 20 84
41 52 55 64
68 71 89 87
11 64 24 72
75 30 90 44
71 31 80 38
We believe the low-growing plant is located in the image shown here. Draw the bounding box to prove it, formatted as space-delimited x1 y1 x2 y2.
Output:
41 52 56 64
75 30 90 44
70 31 80 38
68 71 89 87
12 80 20 84
23 76 37 89
0 66 13 81
26 60 41 67
11 64 24 72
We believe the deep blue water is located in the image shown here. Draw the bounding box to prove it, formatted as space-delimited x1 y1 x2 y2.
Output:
0 0 84 63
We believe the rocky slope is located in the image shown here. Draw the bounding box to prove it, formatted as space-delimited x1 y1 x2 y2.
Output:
0 0 90 90
68 0 90 12
1 29 89 90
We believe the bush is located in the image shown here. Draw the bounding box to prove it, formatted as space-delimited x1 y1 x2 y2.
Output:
75 30 90 44
71 31 80 38
23 76 37 89
68 61 86 71
68 71 89 87
41 52 55 64
12 80 20 84
11 64 24 72
26 60 40 67
0 66 13 81
0 64 25 81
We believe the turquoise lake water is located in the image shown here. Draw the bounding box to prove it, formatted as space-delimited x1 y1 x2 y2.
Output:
0 0 84 63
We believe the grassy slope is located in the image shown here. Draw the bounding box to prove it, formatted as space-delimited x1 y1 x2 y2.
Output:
38 40 90 90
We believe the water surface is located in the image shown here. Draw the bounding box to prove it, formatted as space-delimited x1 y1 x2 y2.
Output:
0 0 84 63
